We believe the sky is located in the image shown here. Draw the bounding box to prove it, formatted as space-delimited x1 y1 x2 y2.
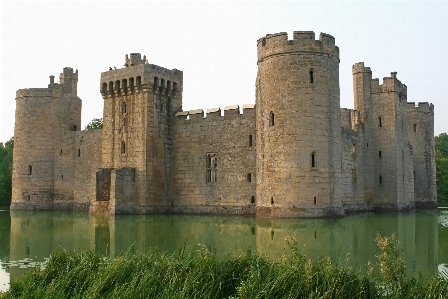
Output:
1 0 447 143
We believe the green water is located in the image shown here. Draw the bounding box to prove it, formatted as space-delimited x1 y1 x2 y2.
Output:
0 205 447 292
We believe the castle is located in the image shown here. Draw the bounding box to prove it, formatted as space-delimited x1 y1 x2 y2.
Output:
11 31 437 217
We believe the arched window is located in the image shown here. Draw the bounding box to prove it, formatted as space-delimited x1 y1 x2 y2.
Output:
109 81 114 97
378 116 382 127
309 69 314 83
102 83 107 94
115 80 121 96
122 79 128 95
129 78 135 94
136 76 142 92
269 111 275 127
121 141 126 154
28 165 32 175
311 152 316 168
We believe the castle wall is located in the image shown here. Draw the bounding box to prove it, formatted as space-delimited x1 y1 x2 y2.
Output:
407 102 437 206
172 105 256 214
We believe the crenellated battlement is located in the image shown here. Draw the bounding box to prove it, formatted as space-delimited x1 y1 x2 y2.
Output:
352 62 372 75
257 31 339 62
100 54 183 99
370 72 407 98
175 104 255 122
407 102 434 113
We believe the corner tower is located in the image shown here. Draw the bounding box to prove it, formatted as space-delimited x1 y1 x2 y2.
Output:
255 31 343 217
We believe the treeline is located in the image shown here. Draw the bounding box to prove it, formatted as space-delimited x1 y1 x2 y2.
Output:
0 131 447 205
0 137 13 206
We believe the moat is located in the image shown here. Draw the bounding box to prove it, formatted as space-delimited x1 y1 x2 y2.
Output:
0 205 447 292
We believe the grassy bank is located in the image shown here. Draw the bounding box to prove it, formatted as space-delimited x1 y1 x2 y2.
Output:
2 234 447 299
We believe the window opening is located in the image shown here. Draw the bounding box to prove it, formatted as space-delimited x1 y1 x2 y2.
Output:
379 175 382 185
311 152 316 168
121 141 126 154
122 79 128 95
251 196 255 204
102 83 107 94
271 197 274 205
309 69 314 83
60 149 63 154
367 143 369 148
109 81 114 96
269 111 275 127
249 135 253 147
136 76 142 92
271 230 274 240
78 149 80 157
247 173 252 182
115 80 121 96
379 151 382 158
73 125 77 131
314 197 316 205
351 143 356 154
28 165 32 175
207 153 217 183
129 78 135 94
122 102 127 113
378 117 382 127
413 124 417 132
27 195 31 201
61 174 63 179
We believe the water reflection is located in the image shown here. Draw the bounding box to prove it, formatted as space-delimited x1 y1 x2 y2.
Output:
1 208 448 290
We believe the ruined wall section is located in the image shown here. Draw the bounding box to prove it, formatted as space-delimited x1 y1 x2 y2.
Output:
100 54 183 214
256 31 343 218
172 105 256 215
339 109 367 211
407 102 437 206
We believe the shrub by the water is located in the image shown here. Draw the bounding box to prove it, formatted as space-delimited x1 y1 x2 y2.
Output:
2 234 447 299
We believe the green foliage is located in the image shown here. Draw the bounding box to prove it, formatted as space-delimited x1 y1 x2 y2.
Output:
436 133 448 202
0 137 13 205
3 236 448 299
85 118 103 130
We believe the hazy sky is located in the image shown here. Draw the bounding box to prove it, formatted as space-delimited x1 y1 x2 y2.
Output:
1 0 447 143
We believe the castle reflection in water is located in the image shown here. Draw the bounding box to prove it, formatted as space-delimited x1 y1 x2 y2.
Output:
6 209 448 281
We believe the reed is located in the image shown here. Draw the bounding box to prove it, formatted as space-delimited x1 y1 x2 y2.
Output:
3 235 447 299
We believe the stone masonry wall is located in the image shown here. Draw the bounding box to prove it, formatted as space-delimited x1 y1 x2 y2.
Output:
172 105 256 215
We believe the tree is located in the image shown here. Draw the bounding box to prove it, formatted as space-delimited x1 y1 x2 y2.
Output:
85 118 103 130
435 133 448 202
0 137 13 205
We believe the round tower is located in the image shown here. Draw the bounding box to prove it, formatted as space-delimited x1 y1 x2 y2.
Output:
255 31 343 217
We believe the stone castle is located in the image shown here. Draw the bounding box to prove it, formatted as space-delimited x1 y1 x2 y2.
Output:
11 31 437 217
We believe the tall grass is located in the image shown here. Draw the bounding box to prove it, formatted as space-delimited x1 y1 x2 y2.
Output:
3 234 447 299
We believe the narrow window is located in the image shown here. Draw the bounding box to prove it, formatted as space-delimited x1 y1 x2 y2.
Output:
251 196 255 204
136 76 142 92
28 165 32 175
60 149 63 154
311 152 316 168
122 79 128 95
109 81 114 96
122 102 127 113
401 119 403 130
379 151 382 158
352 169 356 183
247 173 252 182
73 125 77 131
351 142 356 154
27 195 31 201
271 197 274 205
314 197 316 205
78 149 81 157
379 175 382 185
413 171 416 181
413 124 417 132
269 111 275 127
129 78 135 94
121 141 126 154
367 143 369 148
249 135 253 147
122 118 126 127
310 69 314 83
378 117 382 127
271 231 274 240
115 80 121 96
61 174 64 179
207 153 217 183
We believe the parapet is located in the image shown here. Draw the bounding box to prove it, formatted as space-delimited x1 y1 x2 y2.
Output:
370 71 407 97
175 104 256 122
257 31 339 62
407 102 434 114
352 62 372 75
100 53 183 98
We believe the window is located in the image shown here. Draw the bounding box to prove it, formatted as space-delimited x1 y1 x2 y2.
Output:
207 153 217 183
269 111 275 127
122 102 127 113
351 143 356 154
309 69 314 83
78 149 81 157
251 196 255 204
121 141 126 154
73 125 77 131
378 117 382 127
314 197 316 205
379 151 382 158
271 197 274 205
413 124 417 132
249 135 253 147
311 152 316 168
379 175 382 185
247 173 252 182
28 165 32 175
